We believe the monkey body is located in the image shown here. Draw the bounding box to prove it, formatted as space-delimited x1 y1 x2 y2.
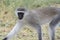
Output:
23 7 60 25
3 7 60 40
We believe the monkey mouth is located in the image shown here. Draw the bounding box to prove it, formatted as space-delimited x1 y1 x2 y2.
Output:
18 12 24 20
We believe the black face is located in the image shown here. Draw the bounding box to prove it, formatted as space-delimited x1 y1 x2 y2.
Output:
18 12 24 20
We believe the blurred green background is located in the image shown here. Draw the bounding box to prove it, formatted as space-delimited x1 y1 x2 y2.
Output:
0 0 60 40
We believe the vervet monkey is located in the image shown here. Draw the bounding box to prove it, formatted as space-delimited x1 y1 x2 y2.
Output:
3 7 60 40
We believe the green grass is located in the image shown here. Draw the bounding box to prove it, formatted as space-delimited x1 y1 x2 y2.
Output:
0 0 60 40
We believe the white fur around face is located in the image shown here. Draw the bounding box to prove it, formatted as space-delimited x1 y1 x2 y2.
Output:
15 10 29 18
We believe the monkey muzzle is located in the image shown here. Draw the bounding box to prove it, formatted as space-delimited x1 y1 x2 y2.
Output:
18 12 24 20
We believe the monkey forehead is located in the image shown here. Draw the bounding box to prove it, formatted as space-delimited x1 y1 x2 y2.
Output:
17 8 26 11
16 11 25 13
